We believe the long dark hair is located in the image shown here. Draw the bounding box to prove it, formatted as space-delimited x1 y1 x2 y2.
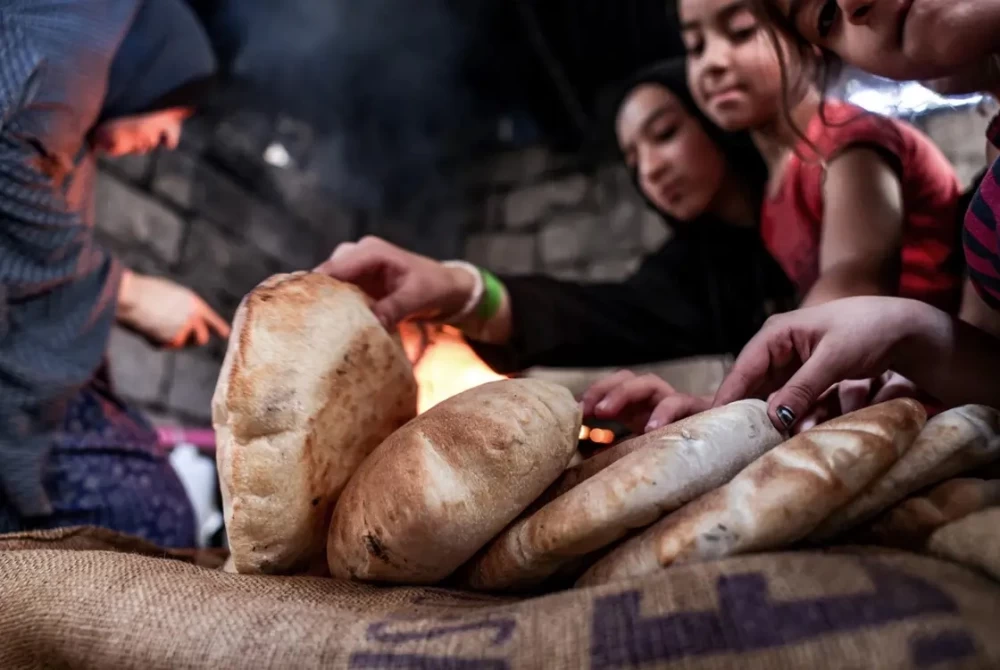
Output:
605 57 768 215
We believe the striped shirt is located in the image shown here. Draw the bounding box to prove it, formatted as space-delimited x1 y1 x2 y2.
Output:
964 115 1000 310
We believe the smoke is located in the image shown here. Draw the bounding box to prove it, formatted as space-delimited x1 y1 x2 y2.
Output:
201 0 490 212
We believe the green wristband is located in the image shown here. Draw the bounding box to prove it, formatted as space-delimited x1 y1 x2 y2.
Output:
476 269 504 322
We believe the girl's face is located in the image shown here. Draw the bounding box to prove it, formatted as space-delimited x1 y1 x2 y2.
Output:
616 84 728 222
768 0 997 81
679 0 789 132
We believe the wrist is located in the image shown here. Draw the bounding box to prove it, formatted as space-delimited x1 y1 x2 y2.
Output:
441 261 483 323
890 300 953 372
117 269 140 322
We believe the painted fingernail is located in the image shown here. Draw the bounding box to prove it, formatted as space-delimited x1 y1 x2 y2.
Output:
776 406 796 428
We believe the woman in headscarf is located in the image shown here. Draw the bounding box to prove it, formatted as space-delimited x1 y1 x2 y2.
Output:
0 0 228 548
316 58 795 432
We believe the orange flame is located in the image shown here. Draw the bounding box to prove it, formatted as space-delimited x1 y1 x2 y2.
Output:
401 324 507 414
399 324 614 444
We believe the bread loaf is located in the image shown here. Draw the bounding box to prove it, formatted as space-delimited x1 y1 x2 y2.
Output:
326 379 581 584
578 399 926 588
214 272 417 575
811 405 1000 540
858 478 1000 550
458 400 784 591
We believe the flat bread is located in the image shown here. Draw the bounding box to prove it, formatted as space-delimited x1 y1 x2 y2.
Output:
577 399 926 588
811 405 1000 541
214 272 417 575
858 478 1000 550
326 379 581 584
458 400 784 592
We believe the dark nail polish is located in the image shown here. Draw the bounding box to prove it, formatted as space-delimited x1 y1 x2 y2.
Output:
776 406 796 428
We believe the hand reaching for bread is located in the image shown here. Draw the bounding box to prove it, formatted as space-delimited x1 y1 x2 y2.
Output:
117 270 230 348
581 370 711 434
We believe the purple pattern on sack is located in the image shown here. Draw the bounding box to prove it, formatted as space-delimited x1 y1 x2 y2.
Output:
348 653 508 669
910 630 978 667
590 563 967 668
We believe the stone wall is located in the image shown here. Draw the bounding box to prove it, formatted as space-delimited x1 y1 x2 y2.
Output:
100 102 994 427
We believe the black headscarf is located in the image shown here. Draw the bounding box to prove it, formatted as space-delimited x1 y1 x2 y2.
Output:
606 57 768 221
100 0 218 121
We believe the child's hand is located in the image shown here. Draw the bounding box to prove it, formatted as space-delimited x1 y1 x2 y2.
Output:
581 370 711 434
713 297 936 430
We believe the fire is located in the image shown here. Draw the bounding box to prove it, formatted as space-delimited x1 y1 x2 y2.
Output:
401 324 507 414
399 323 615 444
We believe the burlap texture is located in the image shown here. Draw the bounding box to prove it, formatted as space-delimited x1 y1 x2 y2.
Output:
1 525 999 669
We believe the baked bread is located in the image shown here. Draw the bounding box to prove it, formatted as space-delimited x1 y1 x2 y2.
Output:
578 399 926 587
214 272 417 575
326 379 581 584
811 405 1000 540
858 478 1000 550
458 400 784 591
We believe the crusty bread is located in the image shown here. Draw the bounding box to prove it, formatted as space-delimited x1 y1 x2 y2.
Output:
326 379 581 584
577 399 926 588
214 272 417 575
858 478 1000 550
458 400 784 592
810 406 1000 541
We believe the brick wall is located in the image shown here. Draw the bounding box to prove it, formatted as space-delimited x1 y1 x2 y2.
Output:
99 103 994 426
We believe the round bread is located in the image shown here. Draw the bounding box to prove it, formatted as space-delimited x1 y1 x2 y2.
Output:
326 378 582 584
214 272 417 575
458 400 784 592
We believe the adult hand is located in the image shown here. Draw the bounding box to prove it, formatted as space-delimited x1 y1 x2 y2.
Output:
118 271 230 348
713 297 941 430
315 236 476 328
581 370 711 435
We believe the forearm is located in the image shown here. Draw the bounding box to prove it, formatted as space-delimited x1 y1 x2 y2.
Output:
894 303 1000 409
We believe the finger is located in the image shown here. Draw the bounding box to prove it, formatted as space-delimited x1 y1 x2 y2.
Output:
837 378 873 415
645 395 710 432
314 241 357 273
193 319 210 347
371 280 432 329
168 325 192 349
766 344 844 431
713 323 799 408
593 374 672 420
315 242 386 284
580 371 635 416
871 373 919 404
202 303 231 339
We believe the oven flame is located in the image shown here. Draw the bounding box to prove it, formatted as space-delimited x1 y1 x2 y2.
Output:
399 323 613 444
401 324 507 414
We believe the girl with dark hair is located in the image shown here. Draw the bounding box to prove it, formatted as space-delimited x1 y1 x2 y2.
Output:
317 58 794 435
702 0 1000 432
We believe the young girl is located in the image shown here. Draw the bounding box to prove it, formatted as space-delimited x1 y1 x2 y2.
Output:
584 0 990 431
709 0 1000 430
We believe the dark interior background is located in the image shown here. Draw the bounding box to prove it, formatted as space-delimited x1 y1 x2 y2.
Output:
185 0 684 213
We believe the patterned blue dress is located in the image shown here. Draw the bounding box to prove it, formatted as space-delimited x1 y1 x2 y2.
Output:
0 366 196 548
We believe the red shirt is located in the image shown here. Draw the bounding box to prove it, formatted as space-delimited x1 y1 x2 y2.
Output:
761 101 964 313
964 114 1000 310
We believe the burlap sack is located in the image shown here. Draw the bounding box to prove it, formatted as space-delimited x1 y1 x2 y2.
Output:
1 525 999 669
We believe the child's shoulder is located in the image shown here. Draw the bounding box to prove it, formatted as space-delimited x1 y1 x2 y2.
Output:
807 100 906 157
